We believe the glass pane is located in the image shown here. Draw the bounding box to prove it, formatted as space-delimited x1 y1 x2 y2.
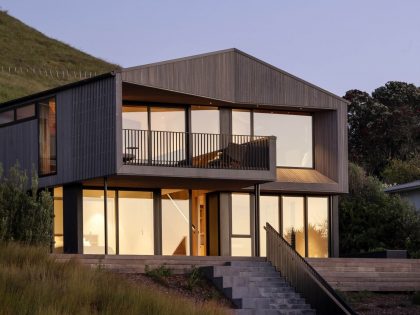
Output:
282 196 305 256
16 104 35 120
53 187 63 253
39 98 57 175
231 193 250 235
162 189 190 255
307 197 329 258
122 106 149 164
254 112 313 167
191 106 220 159
0 110 14 125
151 107 186 164
122 106 148 130
232 109 251 135
259 196 279 257
191 106 219 134
231 237 252 256
118 191 154 255
82 190 116 255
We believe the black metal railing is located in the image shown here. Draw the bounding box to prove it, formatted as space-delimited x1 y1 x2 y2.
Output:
122 129 272 170
265 223 357 315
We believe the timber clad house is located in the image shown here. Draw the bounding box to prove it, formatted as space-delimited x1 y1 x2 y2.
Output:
0 49 348 258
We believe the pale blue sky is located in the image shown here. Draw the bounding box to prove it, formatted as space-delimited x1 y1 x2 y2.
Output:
2 0 420 96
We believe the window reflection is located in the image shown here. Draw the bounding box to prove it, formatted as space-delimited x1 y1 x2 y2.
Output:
191 106 219 134
122 106 148 130
254 112 313 168
162 189 190 255
259 196 279 257
282 196 305 256
39 98 57 175
307 197 329 258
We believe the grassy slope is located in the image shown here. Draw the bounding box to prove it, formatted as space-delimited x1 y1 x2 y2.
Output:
0 243 230 315
0 10 119 103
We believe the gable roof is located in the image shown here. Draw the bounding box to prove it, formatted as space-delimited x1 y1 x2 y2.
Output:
120 48 348 109
384 180 420 193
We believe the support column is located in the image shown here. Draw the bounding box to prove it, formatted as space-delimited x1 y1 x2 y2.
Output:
330 195 340 257
104 177 108 255
63 184 83 253
154 189 162 255
254 184 261 257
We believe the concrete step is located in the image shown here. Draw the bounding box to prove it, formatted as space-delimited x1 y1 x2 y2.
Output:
215 275 288 288
235 309 315 315
224 286 297 299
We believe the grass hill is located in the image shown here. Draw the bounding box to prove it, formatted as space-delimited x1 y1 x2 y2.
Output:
0 242 228 315
0 10 119 103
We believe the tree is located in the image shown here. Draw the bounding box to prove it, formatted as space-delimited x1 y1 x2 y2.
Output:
0 163 53 246
339 163 420 258
382 153 420 185
344 81 420 177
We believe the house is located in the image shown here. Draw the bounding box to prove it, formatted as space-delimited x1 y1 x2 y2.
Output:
0 49 348 258
384 180 420 211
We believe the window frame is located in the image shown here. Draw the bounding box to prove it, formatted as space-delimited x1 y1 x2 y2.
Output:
0 103 37 128
38 96 57 177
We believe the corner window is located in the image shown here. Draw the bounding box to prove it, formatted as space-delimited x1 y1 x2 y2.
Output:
16 104 35 120
39 97 57 176
0 110 14 125
254 112 313 168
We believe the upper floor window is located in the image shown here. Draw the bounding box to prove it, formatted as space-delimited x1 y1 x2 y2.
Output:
191 106 219 134
231 109 313 168
0 103 36 127
39 97 57 176
254 112 312 168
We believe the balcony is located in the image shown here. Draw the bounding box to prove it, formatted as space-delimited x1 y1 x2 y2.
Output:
119 129 276 188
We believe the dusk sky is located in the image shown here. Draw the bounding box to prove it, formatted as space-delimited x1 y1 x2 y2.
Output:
2 0 420 96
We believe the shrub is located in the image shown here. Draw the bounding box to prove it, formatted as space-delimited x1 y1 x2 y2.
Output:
145 264 172 285
0 163 53 246
187 266 203 291
340 163 420 257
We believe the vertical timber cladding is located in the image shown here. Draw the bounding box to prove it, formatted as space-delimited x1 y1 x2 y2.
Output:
39 76 117 187
0 119 38 174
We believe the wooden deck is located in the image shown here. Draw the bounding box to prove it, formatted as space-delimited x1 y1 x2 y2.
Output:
307 258 420 291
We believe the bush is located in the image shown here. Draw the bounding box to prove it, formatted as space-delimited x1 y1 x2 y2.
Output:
382 154 420 185
0 163 53 246
340 163 420 257
145 264 172 285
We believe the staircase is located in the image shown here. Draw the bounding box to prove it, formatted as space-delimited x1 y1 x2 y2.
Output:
202 260 315 315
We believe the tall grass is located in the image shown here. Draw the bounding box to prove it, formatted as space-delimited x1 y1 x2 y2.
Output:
0 243 231 315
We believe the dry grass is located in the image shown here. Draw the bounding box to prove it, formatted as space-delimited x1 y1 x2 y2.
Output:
0 242 231 315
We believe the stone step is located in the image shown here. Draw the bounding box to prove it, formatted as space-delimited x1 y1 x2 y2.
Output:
224 286 297 299
236 297 308 309
235 309 315 315
215 275 288 288
211 265 277 277
228 261 272 267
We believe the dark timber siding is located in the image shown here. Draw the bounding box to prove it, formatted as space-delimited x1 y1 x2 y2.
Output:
0 76 117 188
122 50 236 102
0 120 38 174
40 76 117 188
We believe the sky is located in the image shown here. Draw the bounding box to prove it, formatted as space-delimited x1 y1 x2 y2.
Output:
2 0 420 96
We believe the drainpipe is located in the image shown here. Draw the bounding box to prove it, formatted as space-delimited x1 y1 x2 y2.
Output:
254 184 260 257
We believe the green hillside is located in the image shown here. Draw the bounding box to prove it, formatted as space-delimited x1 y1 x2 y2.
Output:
0 10 119 103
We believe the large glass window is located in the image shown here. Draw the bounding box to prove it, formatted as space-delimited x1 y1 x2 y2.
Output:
307 197 329 258
39 97 57 175
162 189 190 255
118 191 154 255
232 109 251 136
231 193 252 256
151 107 186 164
82 190 116 255
282 196 305 256
53 187 63 253
122 106 148 130
191 106 219 134
259 196 280 257
254 112 313 168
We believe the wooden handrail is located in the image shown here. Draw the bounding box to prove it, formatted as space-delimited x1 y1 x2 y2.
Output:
265 223 357 315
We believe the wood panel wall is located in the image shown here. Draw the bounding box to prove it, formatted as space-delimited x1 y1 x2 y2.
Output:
0 76 117 188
